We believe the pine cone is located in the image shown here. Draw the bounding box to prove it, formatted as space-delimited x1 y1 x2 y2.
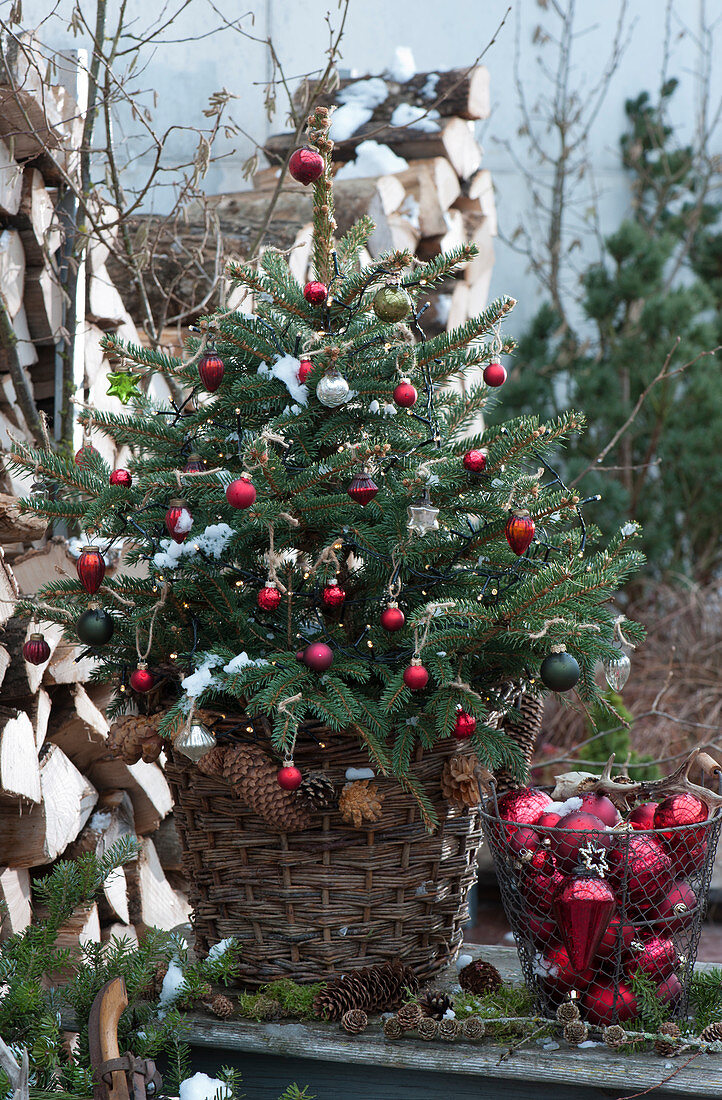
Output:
458 958 503 995
341 1009 368 1034
209 994 234 1019
439 1018 460 1041
700 1021 722 1042
108 714 162 765
397 1002 423 1030
300 772 336 810
418 990 453 1021
494 691 545 791
140 732 164 763
313 961 417 1020
556 1001 581 1024
338 779 384 829
603 1024 627 1050
563 1021 588 1045
441 753 486 809
152 962 168 997
223 744 312 833
196 744 229 778
655 1021 681 1057
383 1017 403 1039
417 1018 438 1041
461 1016 485 1040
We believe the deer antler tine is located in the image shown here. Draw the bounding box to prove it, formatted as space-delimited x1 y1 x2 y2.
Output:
600 754 616 783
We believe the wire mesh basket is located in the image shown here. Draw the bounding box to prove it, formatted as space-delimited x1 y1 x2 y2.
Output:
480 783 722 1025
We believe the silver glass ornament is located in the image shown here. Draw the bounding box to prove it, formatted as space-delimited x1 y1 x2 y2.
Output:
407 489 440 537
316 369 350 408
175 720 216 762
603 650 631 691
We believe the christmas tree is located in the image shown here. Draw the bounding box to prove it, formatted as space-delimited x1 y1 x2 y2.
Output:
10 107 644 826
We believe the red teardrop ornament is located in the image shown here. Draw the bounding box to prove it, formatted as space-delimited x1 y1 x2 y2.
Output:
505 510 535 555
23 632 50 665
76 546 106 595
288 147 324 185
348 472 379 506
198 352 225 393
297 358 313 383
165 499 192 543
553 874 616 971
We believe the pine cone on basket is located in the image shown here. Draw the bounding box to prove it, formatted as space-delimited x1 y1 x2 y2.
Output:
313 961 417 1020
458 958 503 995
461 1016 485 1040
338 780 384 829
655 1022 681 1057
107 714 162 765
223 744 312 833
417 1017 438 1040
441 753 487 809
196 743 229 778
397 1002 423 1030
140 731 164 763
700 1021 722 1042
418 990 453 1021
300 772 336 810
563 1021 588 1045
341 1009 368 1034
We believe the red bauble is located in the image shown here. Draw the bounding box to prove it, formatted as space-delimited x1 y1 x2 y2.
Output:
303 642 334 672
297 358 313 383
595 916 636 960
462 449 487 473
505 510 535 555
509 825 542 859
226 476 257 509
109 468 132 488
628 802 659 830
322 583 346 608
654 794 708 854
536 810 563 832
393 381 417 408
288 146 324 185
130 666 155 693
483 360 507 387
579 792 620 827
74 444 99 468
657 972 683 1005
165 499 192 543
380 605 405 631
347 472 379 505
583 981 638 1025
553 875 616 971
654 882 697 933
257 585 282 611
23 632 50 665
403 662 429 690
453 709 477 740
304 281 328 306
523 869 566 915
198 352 225 393
527 917 559 947
277 764 303 790
609 834 673 909
497 787 552 826
672 840 708 877
627 936 677 982
548 810 610 874
76 546 106 595
538 945 594 992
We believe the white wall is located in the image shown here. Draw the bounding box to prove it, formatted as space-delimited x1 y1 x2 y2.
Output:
14 0 722 331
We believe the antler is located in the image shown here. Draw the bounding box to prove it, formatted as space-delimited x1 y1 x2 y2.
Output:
591 749 722 809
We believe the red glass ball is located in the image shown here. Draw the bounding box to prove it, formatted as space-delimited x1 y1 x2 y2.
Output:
537 945 594 993
74 444 99 468
508 825 542 858
165 501 192 544
322 584 346 608
226 476 257 509
527 917 559 947
393 381 417 408
304 281 328 306
578 792 620 827
257 585 282 611
463 449 487 473
608 834 673 909
505 511 535 555
497 787 552 826
548 810 610 874
380 605 405 631
130 667 155 693
522 869 566 916
595 916 636 960
297 358 313 383
109 468 132 487
453 709 477 739
288 146 324 185
277 764 303 790
654 794 708 854
583 980 638 1025
672 839 708 877
76 546 106 595
656 972 683 1004
198 352 225 393
303 642 334 672
654 882 697 933
535 810 563 832
627 936 676 981
628 802 659 830
403 663 429 690
483 360 507 387
23 633 50 665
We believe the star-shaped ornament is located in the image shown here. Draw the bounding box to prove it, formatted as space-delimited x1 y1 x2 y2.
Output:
578 841 610 878
406 490 439 537
106 370 142 404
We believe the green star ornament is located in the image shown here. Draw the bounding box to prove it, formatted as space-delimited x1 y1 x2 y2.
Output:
106 370 142 404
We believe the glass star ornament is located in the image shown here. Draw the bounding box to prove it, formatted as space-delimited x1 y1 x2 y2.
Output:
603 650 631 691
407 490 439 537
106 370 142 404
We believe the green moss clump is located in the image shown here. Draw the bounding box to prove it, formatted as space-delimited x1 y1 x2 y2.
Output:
236 980 323 1021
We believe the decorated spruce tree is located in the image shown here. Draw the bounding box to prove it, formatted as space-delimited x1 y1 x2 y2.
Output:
10 108 643 828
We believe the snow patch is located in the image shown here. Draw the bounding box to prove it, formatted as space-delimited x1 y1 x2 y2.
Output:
330 102 374 142
546 796 583 817
269 354 308 405
174 507 193 535
345 767 375 781
421 73 440 100
179 1073 231 1100
387 46 416 83
400 193 420 229
369 399 381 414
88 810 112 831
206 937 236 962
338 77 389 109
456 953 473 970
621 521 640 536
382 403 397 416
390 103 440 131
223 651 268 674
443 1008 456 1020
152 523 234 571
335 140 409 180
158 959 186 1007
181 653 224 698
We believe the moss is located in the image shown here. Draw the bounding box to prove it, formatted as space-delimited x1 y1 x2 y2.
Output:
236 980 323 1021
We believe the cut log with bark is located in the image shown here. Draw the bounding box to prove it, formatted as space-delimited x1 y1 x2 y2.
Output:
0 866 31 938
0 490 47 544
24 263 63 343
68 791 137 925
0 137 22 217
126 838 190 933
29 686 51 750
305 65 491 122
0 230 25 317
0 306 39 374
87 266 127 329
0 546 18 625
11 537 76 593
0 707 41 803
16 167 62 264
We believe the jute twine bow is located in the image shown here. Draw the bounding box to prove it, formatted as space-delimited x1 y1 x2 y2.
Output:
265 514 300 592
613 614 636 649
528 618 600 641
277 692 303 765
413 601 456 658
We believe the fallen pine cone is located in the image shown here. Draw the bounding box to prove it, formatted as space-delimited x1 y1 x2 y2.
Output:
563 1021 588 1045
603 1024 627 1050
418 989 453 1021
417 1017 438 1040
397 1002 423 1030
655 1021 681 1057
439 1018 460 1041
461 1016 485 1040
208 993 234 1018
556 1001 581 1025
383 1016 403 1039
341 1009 368 1034
458 958 502 995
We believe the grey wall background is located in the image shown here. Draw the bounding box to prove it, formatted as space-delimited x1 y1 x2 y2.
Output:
10 0 722 331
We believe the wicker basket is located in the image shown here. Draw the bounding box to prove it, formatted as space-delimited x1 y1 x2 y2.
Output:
165 717 482 986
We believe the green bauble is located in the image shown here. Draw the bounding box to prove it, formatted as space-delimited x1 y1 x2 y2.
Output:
77 607 115 645
540 650 580 692
373 285 411 322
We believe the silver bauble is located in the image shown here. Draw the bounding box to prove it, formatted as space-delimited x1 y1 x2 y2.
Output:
603 651 631 691
175 720 216 762
316 369 350 408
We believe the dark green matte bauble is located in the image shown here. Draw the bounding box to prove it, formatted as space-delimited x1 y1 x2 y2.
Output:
373 285 411 322
540 650 580 692
77 608 115 645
